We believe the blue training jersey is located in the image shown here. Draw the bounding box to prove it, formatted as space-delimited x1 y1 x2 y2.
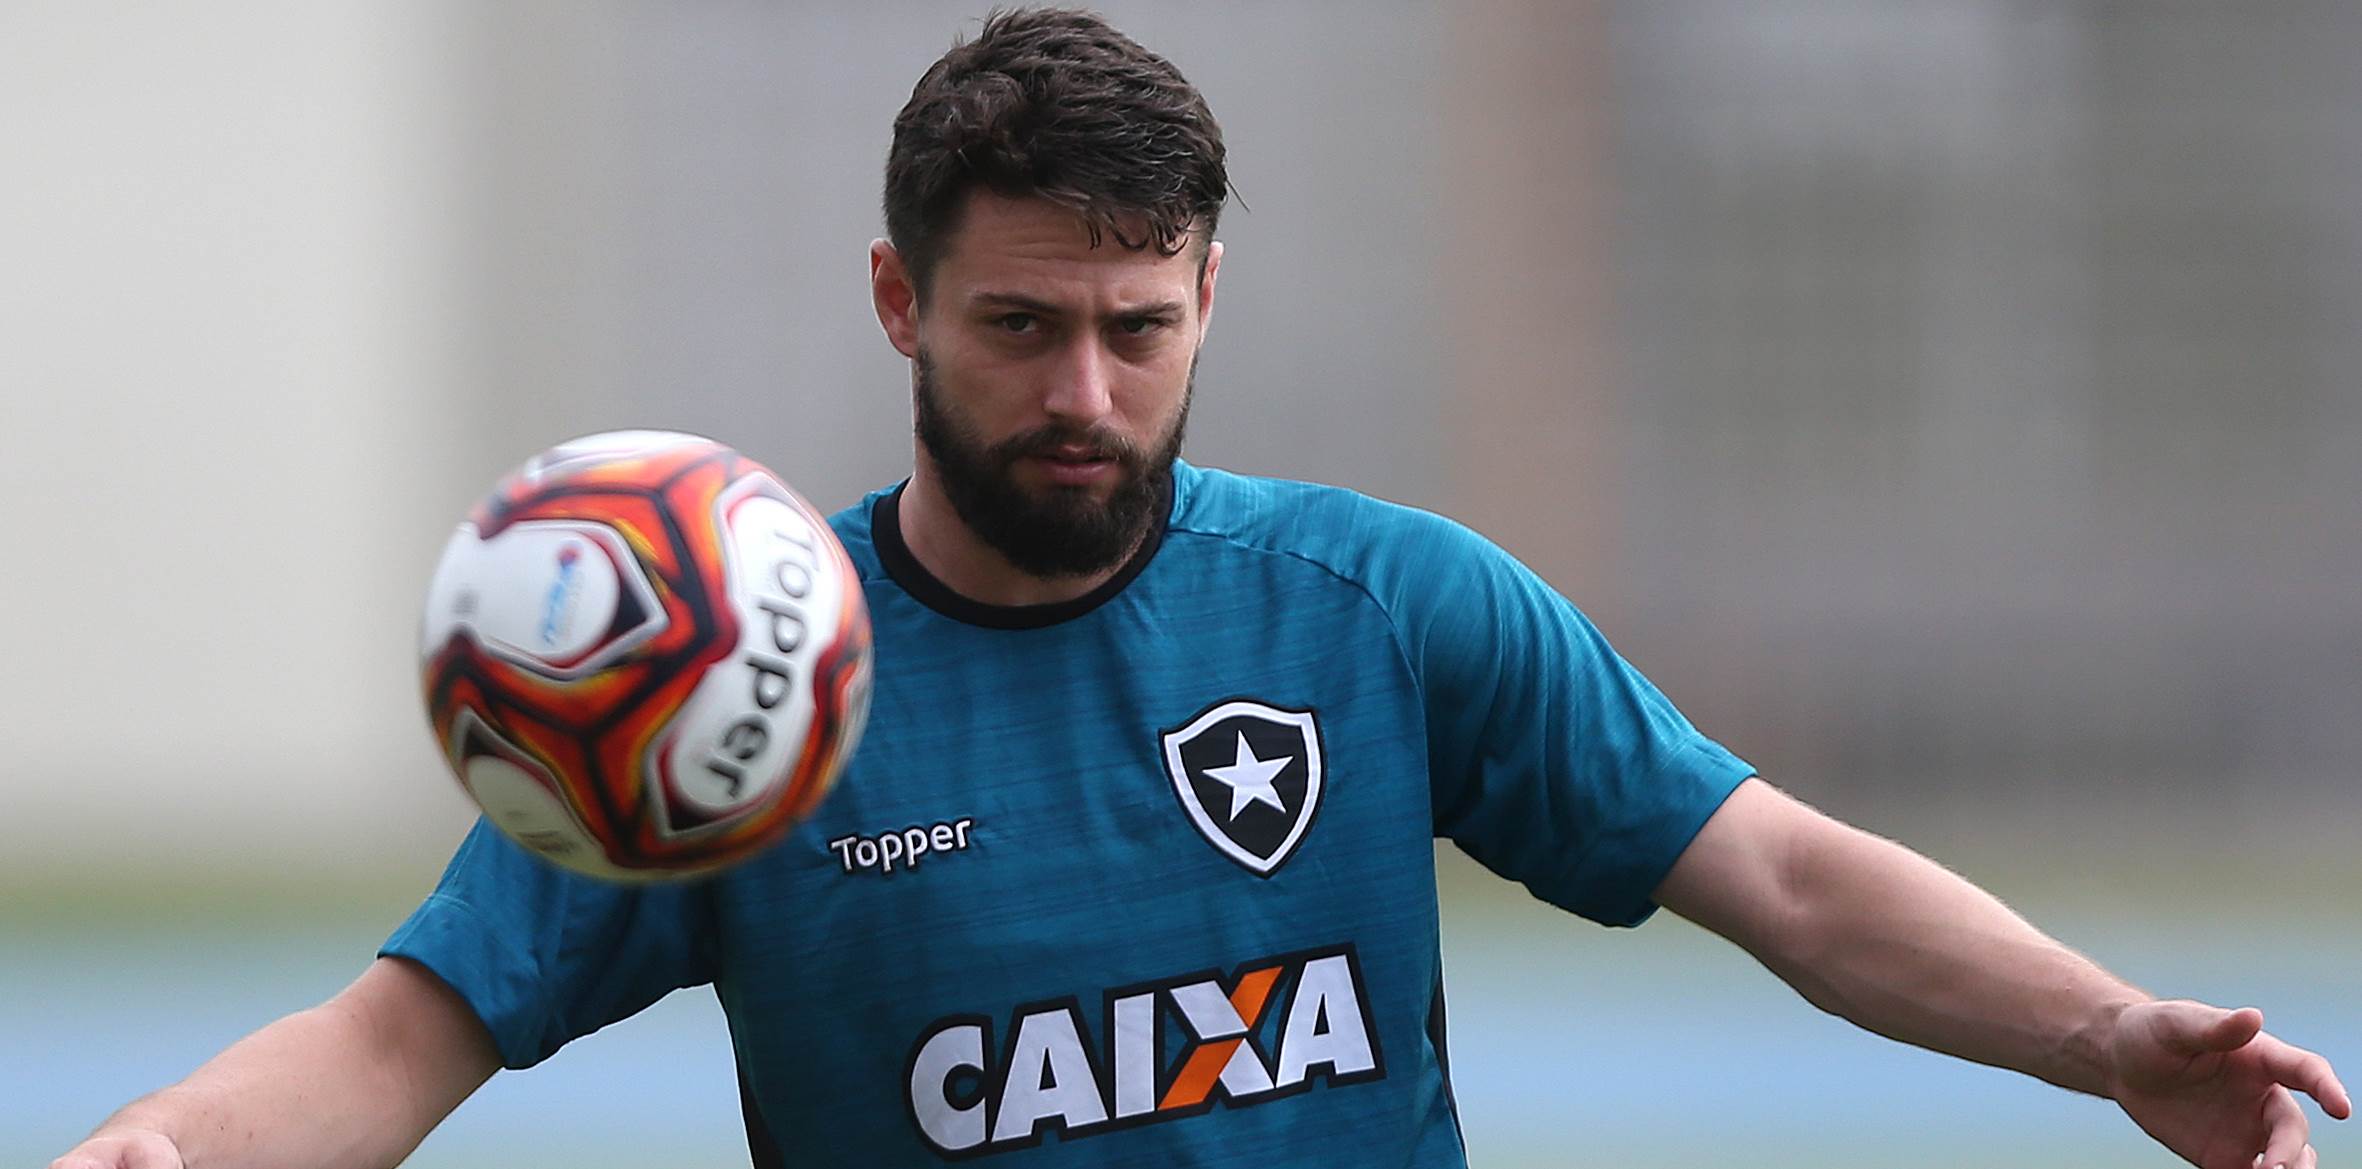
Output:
384 459 1753 1167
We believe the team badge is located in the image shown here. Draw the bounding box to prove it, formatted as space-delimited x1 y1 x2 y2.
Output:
1161 699 1324 876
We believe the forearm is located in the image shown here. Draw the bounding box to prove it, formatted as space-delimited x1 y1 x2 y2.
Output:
1658 781 2152 1099
101 1003 418 1169
94 974 475 1169
1751 825 2146 1097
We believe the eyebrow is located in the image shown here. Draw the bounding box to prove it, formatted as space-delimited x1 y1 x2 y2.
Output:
971 291 1186 319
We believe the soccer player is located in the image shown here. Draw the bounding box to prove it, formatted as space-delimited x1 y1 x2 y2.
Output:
53 9 2346 1169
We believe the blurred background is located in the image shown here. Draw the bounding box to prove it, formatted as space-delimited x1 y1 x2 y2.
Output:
3 2 2355 1165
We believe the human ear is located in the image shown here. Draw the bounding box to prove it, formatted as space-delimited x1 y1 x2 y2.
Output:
870 239 920 359
1195 239 1222 336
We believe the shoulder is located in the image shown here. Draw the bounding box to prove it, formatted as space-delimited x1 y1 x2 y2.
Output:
1166 461 1508 607
824 485 893 580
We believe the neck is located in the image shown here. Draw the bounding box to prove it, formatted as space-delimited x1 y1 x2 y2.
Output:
897 461 1139 607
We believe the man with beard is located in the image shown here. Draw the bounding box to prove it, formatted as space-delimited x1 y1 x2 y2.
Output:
52 8 2345 1169
909 344 1185 581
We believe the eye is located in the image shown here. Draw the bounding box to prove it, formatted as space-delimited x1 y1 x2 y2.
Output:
1114 316 1169 336
996 312 1039 335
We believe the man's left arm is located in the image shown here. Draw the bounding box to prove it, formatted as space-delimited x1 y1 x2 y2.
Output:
1654 777 2349 1169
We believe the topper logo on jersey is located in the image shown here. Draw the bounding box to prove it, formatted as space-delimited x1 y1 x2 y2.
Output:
904 945 1382 1158
1161 699 1324 876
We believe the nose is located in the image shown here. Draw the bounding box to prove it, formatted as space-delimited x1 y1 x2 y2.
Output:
1040 336 1115 427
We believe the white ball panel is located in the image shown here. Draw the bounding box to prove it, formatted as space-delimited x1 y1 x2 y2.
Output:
648 477 846 834
462 753 632 881
419 519 666 679
522 429 714 484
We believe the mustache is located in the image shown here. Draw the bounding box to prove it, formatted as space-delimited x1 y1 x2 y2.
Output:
990 425 1147 467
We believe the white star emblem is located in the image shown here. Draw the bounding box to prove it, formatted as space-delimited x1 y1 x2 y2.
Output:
1201 733 1291 821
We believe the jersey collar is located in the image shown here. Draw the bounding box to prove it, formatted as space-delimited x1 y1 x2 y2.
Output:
870 467 1175 630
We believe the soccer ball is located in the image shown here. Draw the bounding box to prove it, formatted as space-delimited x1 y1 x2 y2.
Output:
417 430 872 881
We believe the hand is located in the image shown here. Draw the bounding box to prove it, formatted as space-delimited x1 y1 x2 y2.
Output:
47 1129 185 1169
2112 1000 2351 1169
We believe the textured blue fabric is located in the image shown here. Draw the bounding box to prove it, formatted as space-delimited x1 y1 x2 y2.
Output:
383 460 1753 1166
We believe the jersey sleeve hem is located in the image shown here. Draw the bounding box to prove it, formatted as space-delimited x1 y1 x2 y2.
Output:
379 890 553 1071
1565 742 1756 928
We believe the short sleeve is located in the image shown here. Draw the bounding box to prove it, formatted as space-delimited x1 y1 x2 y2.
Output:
1383 515 1753 927
380 819 718 1069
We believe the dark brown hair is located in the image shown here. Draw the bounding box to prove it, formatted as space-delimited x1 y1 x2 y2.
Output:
884 7 1229 300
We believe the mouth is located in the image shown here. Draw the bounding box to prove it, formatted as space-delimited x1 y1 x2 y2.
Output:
1025 448 1119 487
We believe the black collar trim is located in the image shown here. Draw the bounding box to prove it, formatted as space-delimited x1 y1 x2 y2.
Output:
870 477 1170 630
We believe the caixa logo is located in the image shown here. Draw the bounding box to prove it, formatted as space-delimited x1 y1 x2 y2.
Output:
904 944 1382 1158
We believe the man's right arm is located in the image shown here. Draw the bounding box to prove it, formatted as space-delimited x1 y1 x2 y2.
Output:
51 956 500 1169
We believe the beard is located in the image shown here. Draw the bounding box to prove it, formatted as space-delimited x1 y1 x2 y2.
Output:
913 348 1190 579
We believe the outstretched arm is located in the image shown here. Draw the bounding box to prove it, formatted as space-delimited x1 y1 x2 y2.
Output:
1654 777 2348 1169
52 956 499 1169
